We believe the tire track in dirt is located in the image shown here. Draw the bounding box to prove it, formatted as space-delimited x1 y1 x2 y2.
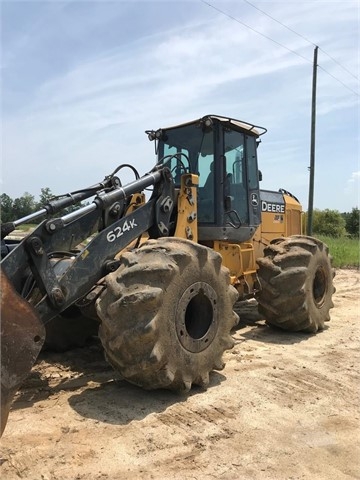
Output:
1 268 359 480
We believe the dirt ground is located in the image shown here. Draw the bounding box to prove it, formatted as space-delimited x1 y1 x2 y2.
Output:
0 268 359 480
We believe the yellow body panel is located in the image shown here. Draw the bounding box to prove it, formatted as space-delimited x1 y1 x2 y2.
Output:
213 241 259 298
174 174 199 242
253 193 302 260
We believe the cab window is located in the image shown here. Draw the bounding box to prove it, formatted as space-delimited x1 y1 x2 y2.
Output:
224 130 249 223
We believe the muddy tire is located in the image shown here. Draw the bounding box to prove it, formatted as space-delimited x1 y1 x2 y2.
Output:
96 238 239 391
256 235 335 333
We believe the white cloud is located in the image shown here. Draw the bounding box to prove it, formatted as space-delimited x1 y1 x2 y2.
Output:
1 1 358 213
349 171 360 182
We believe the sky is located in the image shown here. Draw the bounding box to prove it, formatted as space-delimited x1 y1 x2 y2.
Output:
1 0 359 213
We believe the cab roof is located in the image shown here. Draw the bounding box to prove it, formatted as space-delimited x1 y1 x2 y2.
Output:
157 114 267 137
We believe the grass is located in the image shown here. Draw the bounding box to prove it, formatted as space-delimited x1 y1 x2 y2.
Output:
15 223 38 232
316 235 359 269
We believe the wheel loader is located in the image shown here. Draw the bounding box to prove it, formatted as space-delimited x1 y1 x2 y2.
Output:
0 114 335 436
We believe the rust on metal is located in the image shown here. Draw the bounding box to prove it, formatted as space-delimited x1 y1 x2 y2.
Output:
1 270 45 436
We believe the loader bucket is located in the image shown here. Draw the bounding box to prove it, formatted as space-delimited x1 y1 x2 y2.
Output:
1 270 45 436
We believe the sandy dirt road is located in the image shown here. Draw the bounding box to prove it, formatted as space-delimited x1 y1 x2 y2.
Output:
1 268 359 480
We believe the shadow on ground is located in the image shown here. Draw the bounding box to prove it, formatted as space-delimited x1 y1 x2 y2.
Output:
68 370 226 426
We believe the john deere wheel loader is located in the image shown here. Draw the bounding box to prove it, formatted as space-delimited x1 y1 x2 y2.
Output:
0 115 335 436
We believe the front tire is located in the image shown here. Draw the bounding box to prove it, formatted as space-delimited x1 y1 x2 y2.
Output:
96 238 239 391
256 236 335 333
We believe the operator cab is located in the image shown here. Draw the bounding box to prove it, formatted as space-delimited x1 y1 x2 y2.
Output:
148 115 267 243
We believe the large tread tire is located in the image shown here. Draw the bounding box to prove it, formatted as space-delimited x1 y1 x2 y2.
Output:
96 238 239 391
255 235 335 333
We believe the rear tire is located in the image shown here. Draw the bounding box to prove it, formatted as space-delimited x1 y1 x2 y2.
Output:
96 238 239 391
256 236 335 333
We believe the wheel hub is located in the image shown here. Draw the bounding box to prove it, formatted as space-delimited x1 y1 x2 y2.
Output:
313 266 327 307
175 282 218 353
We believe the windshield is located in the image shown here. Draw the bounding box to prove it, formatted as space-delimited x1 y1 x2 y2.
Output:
157 123 215 223
157 124 213 185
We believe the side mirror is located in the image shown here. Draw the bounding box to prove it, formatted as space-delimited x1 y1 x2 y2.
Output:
258 170 263 182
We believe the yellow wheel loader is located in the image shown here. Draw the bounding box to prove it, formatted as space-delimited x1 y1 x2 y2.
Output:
0 115 335 436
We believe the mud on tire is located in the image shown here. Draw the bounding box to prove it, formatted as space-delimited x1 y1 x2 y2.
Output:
256 235 335 333
96 238 239 391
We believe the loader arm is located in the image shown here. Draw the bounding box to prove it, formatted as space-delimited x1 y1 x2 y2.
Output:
1 165 175 436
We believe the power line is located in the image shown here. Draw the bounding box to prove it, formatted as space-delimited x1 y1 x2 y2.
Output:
242 0 359 81
318 65 359 96
243 0 316 46
318 48 358 81
200 0 359 96
200 0 312 65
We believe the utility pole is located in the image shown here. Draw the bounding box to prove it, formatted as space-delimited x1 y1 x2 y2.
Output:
307 45 318 235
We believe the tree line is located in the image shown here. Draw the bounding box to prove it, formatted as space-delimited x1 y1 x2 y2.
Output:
0 188 83 224
0 190 359 238
306 208 359 238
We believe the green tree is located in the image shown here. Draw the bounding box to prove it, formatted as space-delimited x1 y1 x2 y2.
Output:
311 209 346 238
343 207 359 238
12 192 36 219
0 193 14 222
37 187 54 208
